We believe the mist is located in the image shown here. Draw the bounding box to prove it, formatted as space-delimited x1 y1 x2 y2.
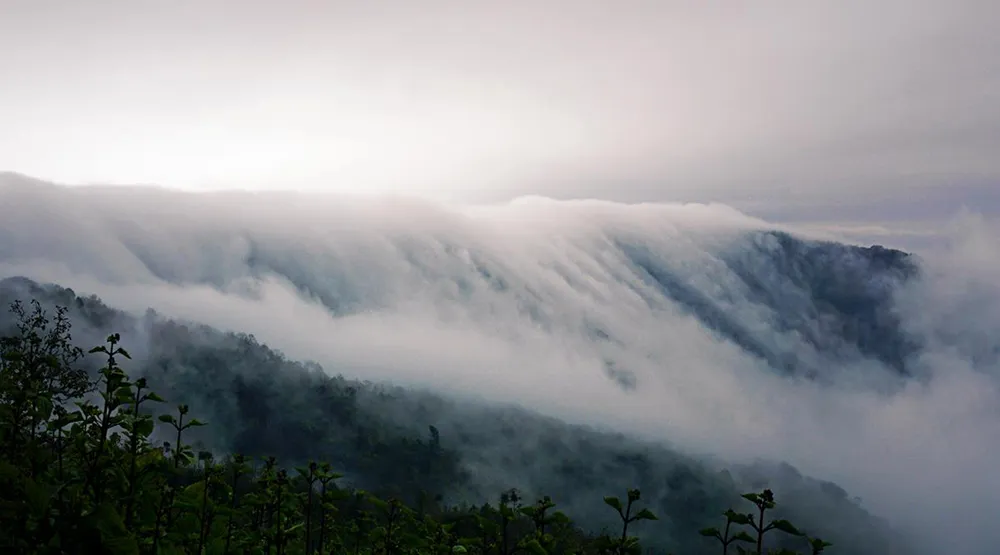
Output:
2 175 999 553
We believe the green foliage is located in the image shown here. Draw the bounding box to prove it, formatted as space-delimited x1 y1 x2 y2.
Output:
596 489 658 555
0 299 834 554
698 490 831 555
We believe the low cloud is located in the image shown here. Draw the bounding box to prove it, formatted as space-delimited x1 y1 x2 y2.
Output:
2 175 999 554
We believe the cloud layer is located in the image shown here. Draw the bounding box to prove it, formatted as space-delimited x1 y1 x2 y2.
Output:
1 175 999 553
3 0 1000 219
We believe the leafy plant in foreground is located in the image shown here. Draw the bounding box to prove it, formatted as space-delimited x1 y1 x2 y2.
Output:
699 488 832 555
700 509 755 554
599 488 659 554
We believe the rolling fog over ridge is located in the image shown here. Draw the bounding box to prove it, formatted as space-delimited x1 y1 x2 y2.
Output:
2 175 1000 553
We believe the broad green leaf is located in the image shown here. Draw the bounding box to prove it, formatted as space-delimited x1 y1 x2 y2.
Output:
204 537 228 555
521 538 548 555
135 418 154 438
34 396 53 420
90 502 138 555
24 478 51 515
0 462 20 482
633 508 658 521
182 481 207 499
770 519 803 536
144 392 166 403
603 496 623 513
155 543 186 555
52 411 84 428
729 512 751 525
103 536 140 555
808 537 834 553
699 527 722 539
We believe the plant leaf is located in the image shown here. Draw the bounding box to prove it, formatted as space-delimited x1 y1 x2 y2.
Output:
699 527 722 539
770 519 803 536
633 508 658 521
90 502 138 555
603 496 623 513
143 392 166 403
733 531 755 543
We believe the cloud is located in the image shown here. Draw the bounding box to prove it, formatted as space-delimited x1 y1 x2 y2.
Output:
2 176 999 553
2 0 999 217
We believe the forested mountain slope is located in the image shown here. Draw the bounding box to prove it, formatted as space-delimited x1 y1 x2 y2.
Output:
0 276 909 554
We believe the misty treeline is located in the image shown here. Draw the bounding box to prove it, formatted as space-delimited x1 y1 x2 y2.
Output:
0 278 908 554
0 298 839 555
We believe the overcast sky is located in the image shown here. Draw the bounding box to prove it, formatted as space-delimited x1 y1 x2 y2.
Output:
2 0 999 224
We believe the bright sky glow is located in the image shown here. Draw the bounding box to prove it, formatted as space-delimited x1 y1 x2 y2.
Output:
1 0 998 213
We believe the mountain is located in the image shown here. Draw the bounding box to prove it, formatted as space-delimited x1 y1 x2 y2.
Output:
1 176 981 553
0 268 909 555
618 229 917 378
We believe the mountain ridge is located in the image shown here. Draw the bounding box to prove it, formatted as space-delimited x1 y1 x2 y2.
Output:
0 274 910 554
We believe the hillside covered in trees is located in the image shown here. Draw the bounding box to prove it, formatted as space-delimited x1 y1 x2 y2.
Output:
0 277 910 554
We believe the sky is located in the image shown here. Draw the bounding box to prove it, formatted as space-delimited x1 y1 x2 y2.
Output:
2 0 999 230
